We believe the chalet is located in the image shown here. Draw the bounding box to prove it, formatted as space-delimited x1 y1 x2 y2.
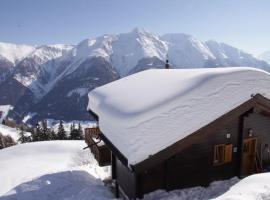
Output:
85 67 270 199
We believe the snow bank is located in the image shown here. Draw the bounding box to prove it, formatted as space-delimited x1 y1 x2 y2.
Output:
0 141 110 196
88 67 270 165
1 170 113 200
144 177 239 200
215 173 270 200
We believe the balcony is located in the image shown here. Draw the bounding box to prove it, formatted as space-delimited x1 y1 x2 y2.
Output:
84 127 111 166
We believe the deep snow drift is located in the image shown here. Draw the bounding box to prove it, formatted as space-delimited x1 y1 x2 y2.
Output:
216 173 270 200
0 141 110 197
88 67 270 165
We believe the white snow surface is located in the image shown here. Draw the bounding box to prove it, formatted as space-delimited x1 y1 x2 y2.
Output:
88 67 270 165
2 140 270 199
215 173 270 200
0 141 111 197
0 124 30 142
0 42 35 64
0 105 13 123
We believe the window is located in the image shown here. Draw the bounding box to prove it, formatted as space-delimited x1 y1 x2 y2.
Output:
213 144 233 166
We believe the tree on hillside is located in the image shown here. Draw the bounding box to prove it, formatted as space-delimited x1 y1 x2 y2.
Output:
0 133 16 149
78 123 84 139
57 120 67 140
18 126 31 143
69 123 83 140
40 120 53 141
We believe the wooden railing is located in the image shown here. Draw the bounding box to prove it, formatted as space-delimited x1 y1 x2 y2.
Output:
84 127 111 166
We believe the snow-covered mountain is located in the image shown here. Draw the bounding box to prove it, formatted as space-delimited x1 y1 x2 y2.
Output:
259 51 270 64
0 28 269 124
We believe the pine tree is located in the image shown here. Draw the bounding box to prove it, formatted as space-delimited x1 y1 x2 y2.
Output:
32 123 41 141
40 120 52 141
70 123 83 140
50 129 57 140
78 123 83 140
57 120 67 140
18 127 27 143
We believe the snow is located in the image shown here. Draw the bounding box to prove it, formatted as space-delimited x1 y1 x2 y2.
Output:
215 173 270 200
67 87 89 98
46 119 96 134
22 112 37 123
1 140 269 200
161 33 215 67
259 51 270 64
144 177 239 200
0 124 30 142
88 67 270 165
0 141 111 197
0 42 35 64
0 105 13 123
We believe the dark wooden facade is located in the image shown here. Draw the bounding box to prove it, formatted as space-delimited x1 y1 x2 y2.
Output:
89 94 270 199
84 127 111 166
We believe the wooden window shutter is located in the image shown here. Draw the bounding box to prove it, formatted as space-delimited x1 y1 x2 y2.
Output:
224 144 233 163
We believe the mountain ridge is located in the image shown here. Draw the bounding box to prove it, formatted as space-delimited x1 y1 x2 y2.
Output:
0 28 269 124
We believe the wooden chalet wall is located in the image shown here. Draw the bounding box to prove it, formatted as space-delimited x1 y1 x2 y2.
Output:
109 95 270 199
136 117 239 195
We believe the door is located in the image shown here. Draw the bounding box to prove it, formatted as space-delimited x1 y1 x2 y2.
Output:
241 138 257 176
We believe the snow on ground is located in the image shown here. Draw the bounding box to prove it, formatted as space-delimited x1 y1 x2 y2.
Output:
0 141 110 197
144 177 239 200
1 140 269 200
0 124 30 142
88 67 270 165
215 173 270 200
0 105 13 123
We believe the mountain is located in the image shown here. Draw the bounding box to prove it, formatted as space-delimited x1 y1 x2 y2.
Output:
0 28 269 124
259 51 270 64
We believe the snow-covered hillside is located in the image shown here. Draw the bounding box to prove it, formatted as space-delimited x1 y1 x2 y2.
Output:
259 51 270 64
0 105 13 123
0 141 111 198
0 42 34 64
0 123 31 142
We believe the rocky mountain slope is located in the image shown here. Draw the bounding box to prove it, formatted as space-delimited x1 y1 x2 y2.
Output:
0 28 269 124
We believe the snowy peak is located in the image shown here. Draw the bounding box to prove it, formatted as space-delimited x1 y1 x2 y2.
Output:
0 42 35 64
28 44 73 62
73 35 114 60
161 33 215 67
112 28 168 75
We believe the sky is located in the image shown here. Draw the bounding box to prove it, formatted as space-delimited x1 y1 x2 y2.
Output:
0 0 270 55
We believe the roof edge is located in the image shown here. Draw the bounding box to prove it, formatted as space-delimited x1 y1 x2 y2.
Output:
132 93 270 173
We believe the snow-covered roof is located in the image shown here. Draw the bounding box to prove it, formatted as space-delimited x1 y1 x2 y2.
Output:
87 67 270 165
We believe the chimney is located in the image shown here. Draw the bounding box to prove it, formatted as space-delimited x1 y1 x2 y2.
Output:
165 59 170 69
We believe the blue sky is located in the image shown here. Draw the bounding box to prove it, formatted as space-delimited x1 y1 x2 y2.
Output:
0 0 269 54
